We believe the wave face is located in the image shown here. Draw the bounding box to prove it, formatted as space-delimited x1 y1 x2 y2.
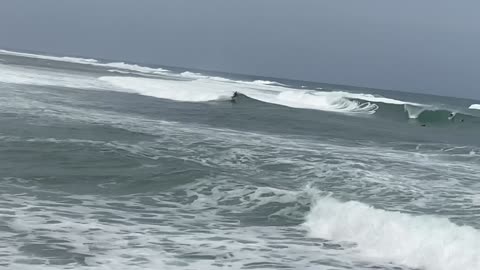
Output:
304 197 480 270
401 104 480 125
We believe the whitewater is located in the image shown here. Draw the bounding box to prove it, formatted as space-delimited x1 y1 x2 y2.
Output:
1 49 480 270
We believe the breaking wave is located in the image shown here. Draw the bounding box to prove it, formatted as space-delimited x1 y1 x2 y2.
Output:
337 92 421 106
2 49 480 122
401 104 480 124
100 76 378 114
469 104 480 110
0 63 111 90
304 197 480 270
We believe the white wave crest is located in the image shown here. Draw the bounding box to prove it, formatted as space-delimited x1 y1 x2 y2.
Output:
0 63 110 90
336 92 421 106
304 197 480 270
0 49 98 64
251 80 286 86
404 104 429 119
99 76 233 102
0 49 169 75
100 76 378 114
178 72 285 86
246 90 378 114
469 104 480 110
1 59 376 114
2 49 429 115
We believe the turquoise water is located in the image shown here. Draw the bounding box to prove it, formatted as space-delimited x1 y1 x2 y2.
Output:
1 49 480 270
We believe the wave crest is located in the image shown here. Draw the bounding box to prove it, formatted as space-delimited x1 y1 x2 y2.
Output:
469 104 480 110
0 49 169 75
100 76 378 114
304 197 480 270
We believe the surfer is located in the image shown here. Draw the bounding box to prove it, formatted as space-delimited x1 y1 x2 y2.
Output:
448 112 455 121
231 91 239 103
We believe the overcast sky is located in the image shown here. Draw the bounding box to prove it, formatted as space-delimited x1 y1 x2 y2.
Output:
1 0 479 98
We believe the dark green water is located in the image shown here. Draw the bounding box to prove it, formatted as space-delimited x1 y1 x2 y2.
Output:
1 50 480 270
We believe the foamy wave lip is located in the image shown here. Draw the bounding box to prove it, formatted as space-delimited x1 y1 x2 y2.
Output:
106 62 168 74
179 72 286 87
0 63 111 90
404 104 433 119
337 91 422 106
107 69 132 74
99 76 233 102
303 197 480 270
469 104 480 110
101 75 378 114
250 80 286 86
247 90 378 114
179 71 235 83
0 49 169 75
0 49 99 64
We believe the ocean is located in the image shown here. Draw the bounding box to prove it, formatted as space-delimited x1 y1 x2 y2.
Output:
0 49 480 270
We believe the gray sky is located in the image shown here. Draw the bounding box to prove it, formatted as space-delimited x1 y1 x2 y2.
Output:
1 0 479 99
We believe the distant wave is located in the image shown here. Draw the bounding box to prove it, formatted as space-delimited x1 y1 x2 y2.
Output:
469 104 480 110
0 63 112 90
2 49 479 122
0 50 98 64
0 49 169 75
178 72 286 86
304 197 480 270
251 80 287 86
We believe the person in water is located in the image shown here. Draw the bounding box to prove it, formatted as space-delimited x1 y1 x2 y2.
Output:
231 91 239 102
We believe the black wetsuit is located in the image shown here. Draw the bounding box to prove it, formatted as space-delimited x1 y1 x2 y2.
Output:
231 92 238 102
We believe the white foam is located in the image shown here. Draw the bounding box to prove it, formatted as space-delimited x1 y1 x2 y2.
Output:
178 72 284 86
99 76 233 102
179 71 209 79
0 49 99 64
104 62 168 74
180 71 235 83
0 63 110 90
108 69 132 74
469 104 480 110
336 91 421 106
404 104 428 119
0 49 169 75
251 80 286 86
101 75 378 113
0 178 340 270
1 49 422 114
245 89 378 114
304 197 480 270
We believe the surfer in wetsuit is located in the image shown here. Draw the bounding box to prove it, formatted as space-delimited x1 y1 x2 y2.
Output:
231 91 239 103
